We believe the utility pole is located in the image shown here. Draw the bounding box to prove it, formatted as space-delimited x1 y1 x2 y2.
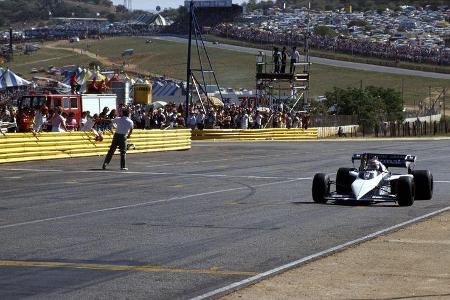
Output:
9 27 13 61
444 88 447 132
303 1 311 107
429 85 432 130
185 0 194 124
401 78 404 108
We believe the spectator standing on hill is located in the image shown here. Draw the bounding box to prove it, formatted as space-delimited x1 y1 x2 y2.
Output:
273 47 281 73
290 47 300 74
70 73 81 94
281 47 287 73
102 109 134 171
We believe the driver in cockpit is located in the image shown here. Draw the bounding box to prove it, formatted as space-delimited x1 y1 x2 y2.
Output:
366 156 387 172
359 154 368 171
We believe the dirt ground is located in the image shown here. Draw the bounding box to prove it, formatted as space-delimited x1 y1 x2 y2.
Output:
223 210 450 300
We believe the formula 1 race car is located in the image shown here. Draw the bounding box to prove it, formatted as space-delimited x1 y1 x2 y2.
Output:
312 153 433 206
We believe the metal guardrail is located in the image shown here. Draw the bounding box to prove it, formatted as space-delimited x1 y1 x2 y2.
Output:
0 129 191 164
192 128 318 141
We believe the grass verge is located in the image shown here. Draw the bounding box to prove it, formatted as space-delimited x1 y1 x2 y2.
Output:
6 37 448 107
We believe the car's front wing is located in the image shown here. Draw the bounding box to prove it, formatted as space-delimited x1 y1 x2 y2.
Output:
325 193 397 202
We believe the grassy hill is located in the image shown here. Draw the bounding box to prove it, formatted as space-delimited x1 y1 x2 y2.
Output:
0 0 116 28
4 36 448 106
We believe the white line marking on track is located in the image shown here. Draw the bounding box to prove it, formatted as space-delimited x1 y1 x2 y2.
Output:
0 168 308 181
0 178 305 230
142 152 307 167
435 181 450 183
145 157 247 167
190 206 450 300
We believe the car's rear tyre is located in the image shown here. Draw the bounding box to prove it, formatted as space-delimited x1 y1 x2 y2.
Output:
312 173 330 204
413 170 433 200
397 176 415 207
336 168 356 195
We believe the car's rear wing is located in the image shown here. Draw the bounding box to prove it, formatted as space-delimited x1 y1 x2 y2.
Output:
352 153 416 169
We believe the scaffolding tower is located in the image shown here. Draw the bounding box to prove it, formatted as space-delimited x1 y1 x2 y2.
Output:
255 4 311 111
185 0 224 121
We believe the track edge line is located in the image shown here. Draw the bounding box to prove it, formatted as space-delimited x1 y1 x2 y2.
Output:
190 205 450 300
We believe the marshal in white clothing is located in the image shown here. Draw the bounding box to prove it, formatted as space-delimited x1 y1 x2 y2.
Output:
113 116 134 135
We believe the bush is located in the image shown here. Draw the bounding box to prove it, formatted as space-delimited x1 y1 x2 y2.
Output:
325 86 404 127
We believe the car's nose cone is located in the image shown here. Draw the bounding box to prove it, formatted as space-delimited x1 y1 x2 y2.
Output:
351 175 381 200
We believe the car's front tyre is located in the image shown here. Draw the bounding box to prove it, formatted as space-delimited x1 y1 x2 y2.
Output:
312 173 330 204
397 176 415 206
336 167 356 195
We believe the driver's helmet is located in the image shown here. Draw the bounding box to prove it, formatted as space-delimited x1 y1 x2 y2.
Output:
367 158 381 171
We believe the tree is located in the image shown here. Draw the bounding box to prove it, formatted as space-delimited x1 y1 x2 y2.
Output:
313 25 337 37
161 8 180 20
245 0 258 11
347 19 368 28
324 86 403 128
106 13 117 22
116 5 128 14
366 86 403 122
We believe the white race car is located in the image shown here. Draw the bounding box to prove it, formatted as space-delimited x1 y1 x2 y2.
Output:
312 153 433 206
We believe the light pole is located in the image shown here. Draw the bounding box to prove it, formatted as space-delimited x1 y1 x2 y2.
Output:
444 88 447 132
401 78 404 108
9 27 13 61
185 0 194 124
429 85 432 132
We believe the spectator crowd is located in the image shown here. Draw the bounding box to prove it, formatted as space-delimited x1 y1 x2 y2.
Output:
212 23 450 65
1 100 312 134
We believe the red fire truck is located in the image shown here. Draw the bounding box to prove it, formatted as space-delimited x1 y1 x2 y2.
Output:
17 93 117 132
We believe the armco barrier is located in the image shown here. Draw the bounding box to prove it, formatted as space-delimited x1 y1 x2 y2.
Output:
317 125 359 138
0 129 191 164
192 128 318 141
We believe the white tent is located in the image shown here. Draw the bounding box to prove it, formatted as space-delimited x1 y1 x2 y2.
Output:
0 68 31 90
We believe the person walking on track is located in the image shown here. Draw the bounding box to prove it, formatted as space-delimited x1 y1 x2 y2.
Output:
102 109 134 171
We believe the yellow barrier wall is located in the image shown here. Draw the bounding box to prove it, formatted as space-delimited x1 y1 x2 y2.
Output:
192 128 318 141
0 129 191 164
317 125 359 138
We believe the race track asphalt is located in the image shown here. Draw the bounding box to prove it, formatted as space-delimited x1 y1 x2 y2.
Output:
0 140 449 299
149 36 450 80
